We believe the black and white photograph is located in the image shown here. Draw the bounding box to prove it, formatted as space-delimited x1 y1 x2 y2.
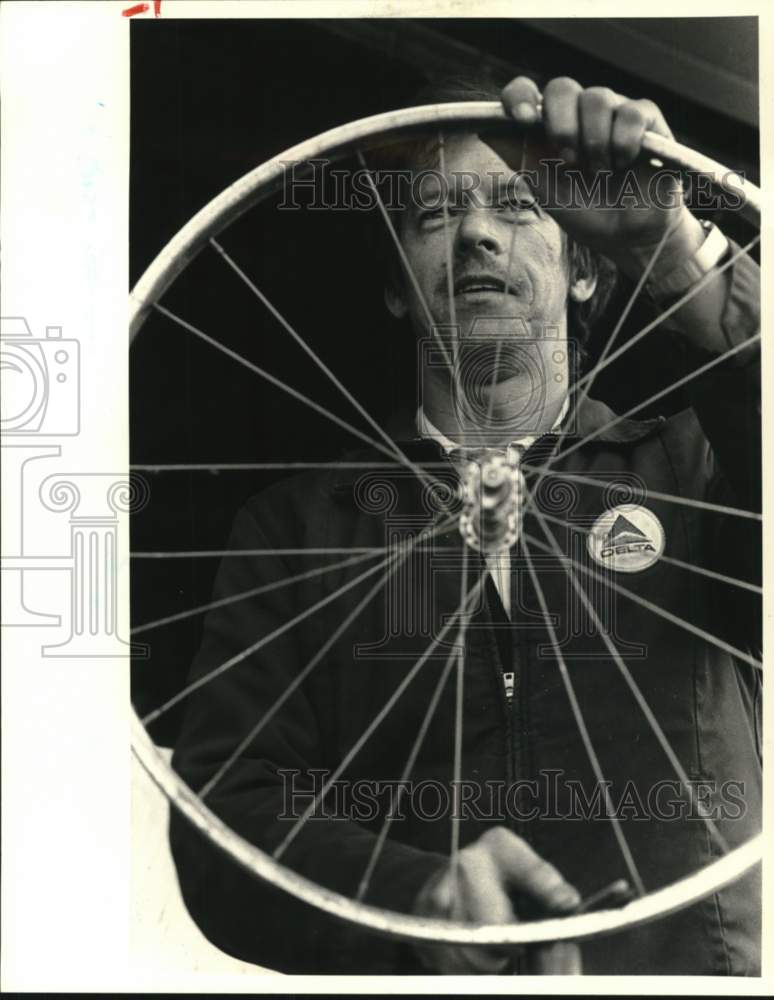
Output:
128 12 763 980
0 2 768 991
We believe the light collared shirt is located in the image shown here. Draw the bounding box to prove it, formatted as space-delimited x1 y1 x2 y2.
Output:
416 400 569 616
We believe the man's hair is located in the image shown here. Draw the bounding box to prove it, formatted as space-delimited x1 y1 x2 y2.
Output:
366 74 618 373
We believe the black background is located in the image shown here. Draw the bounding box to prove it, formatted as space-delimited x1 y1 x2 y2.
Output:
130 18 759 745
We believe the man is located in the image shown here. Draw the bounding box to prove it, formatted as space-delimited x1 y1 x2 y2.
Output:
169 75 761 975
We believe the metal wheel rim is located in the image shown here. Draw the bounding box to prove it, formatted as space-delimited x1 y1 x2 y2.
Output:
130 100 762 946
129 100 760 341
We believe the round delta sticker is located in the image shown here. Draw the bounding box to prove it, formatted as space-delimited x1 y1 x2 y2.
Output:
587 504 665 573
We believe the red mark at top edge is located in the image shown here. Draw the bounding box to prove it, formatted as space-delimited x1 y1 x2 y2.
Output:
122 0 161 16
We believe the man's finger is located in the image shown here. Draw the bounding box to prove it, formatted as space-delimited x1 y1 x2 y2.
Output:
542 76 583 163
611 100 649 169
419 864 512 974
455 856 515 973
426 943 509 976
578 86 622 170
486 828 581 911
458 850 517 924
629 97 674 141
455 945 511 975
502 75 543 124
528 941 583 974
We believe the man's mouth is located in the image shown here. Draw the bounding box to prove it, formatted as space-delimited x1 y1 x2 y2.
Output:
453 274 516 297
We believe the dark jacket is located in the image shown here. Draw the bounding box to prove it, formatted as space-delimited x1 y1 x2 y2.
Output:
170 249 761 975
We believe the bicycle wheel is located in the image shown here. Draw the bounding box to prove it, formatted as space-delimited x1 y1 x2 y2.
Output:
130 101 762 950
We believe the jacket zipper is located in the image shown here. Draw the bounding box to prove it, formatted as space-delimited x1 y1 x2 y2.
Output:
481 574 515 788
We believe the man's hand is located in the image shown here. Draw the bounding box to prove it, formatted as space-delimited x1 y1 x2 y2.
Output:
413 827 582 974
494 76 706 276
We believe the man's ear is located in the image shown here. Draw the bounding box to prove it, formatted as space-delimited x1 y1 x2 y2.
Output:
567 243 598 304
384 283 408 319
568 271 597 304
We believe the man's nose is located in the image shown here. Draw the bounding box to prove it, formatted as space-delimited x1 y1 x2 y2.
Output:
455 207 504 256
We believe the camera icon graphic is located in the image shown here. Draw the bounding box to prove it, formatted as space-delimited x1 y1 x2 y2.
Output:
1 317 80 436
420 317 577 447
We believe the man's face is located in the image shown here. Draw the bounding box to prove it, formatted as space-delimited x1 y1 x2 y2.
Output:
386 134 595 436
392 133 572 338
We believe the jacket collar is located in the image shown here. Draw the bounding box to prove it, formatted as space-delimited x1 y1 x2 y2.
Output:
571 396 664 445
332 395 662 491
387 394 662 447
416 397 570 456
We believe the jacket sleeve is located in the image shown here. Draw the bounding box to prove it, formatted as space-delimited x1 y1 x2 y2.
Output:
685 241 761 512
169 500 447 974
679 242 761 650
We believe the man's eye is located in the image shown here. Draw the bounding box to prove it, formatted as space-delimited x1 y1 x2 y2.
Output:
498 194 537 213
419 205 456 222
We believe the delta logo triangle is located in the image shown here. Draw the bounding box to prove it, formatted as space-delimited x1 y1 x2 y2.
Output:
587 504 665 573
601 511 655 559
605 514 649 547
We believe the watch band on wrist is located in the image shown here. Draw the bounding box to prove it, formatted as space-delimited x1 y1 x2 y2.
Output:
645 219 730 302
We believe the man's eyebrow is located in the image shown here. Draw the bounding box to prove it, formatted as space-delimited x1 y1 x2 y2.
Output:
412 138 442 171
490 170 534 200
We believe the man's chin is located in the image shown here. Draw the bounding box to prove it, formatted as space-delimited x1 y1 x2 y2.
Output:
457 301 530 333
429 297 530 330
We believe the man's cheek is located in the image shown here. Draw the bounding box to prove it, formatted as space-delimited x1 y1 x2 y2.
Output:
525 282 569 326
525 225 566 270
523 249 568 318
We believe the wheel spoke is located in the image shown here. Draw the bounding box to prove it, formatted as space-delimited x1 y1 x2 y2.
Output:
129 98 765 946
523 528 761 671
210 237 427 482
438 131 457 336
153 303 444 488
519 327 761 553
133 547 388 558
355 631 461 901
449 544 470 893
197 538 417 801
568 214 683 429
505 131 530 296
520 237 759 519
132 514 456 561
572 235 759 395
522 535 647 897
485 339 503 430
356 149 453 372
273 572 486 861
532 507 729 853
141 552 394 726
437 131 467 415
520 466 761 523
546 331 760 470
131 549 383 635
655 551 760 595
486 135 527 428
536 507 759 596
438 132 465 418
141 516 456 724
131 461 453 471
